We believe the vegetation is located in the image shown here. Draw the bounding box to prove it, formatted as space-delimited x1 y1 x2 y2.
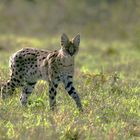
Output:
0 0 140 140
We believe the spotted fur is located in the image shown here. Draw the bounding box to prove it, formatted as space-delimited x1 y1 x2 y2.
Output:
1 34 83 111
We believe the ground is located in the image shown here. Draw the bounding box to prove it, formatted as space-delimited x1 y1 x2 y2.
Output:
0 35 140 140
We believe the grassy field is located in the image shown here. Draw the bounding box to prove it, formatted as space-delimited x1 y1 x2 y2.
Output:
0 0 140 139
0 34 140 140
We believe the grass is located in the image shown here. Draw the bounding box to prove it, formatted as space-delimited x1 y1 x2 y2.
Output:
0 35 140 140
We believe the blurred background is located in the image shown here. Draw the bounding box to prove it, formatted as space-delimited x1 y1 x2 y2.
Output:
0 0 140 79
0 0 140 40
0 0 140 76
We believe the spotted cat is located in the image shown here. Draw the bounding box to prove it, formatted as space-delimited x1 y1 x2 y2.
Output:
1 33 83 111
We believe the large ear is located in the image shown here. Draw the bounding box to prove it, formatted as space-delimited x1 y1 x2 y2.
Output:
72 34 80 47
61 33 69 47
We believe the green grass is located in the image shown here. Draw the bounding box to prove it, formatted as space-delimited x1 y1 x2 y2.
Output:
0 35 140 140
